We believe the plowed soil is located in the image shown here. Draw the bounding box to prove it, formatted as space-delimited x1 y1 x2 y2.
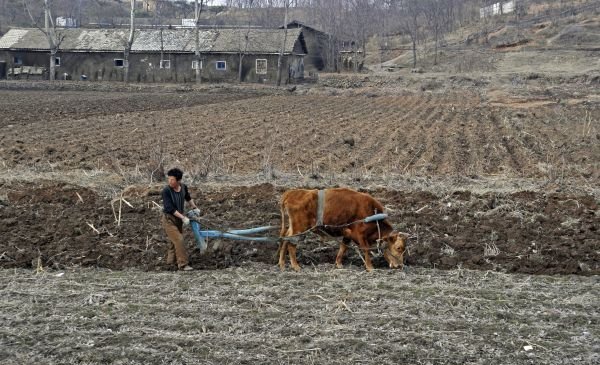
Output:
1 89 598 181
0 180 597 275
0 81 598 277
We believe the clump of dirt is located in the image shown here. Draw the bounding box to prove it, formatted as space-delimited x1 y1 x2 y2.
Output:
1 181 597 275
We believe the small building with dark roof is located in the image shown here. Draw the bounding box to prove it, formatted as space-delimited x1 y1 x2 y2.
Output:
0 27 307 83
284 20 337 74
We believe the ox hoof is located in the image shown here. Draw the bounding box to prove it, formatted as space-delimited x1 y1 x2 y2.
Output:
335 263 343 269
291 265 301 272
365 266 374 273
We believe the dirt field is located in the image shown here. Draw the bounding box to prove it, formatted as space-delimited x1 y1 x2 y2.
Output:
1 266 598 365
2 3 599 363
0 180 598 276
0 76 598 363
0 78 598 276
1 82 598 180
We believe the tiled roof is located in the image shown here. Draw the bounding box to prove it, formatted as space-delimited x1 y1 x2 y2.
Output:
0 29 29 48
0 28 303 54
213 28 302 53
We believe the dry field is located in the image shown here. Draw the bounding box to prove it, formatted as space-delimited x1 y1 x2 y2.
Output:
1 85 598 181
0 76 598 364
0 265 598 365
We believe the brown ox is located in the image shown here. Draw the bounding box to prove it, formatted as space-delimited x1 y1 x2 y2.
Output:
279 188 406 272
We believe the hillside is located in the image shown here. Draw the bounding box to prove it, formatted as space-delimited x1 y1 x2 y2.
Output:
365 0 600 75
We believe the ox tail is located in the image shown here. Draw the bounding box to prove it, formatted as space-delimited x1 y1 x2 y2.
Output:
279 199 288 239
276 196 289 260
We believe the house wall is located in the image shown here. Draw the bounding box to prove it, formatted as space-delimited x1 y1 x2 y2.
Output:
0 50 303 83
201 53 301 84
302 28 328 73
287 26 334 74
287 24 341 74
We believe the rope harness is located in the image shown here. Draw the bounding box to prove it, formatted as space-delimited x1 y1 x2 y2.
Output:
186 188 413 262
317 189 326 227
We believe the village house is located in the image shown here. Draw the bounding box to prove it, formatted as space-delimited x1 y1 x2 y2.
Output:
284 20 335 74
0 27 307 83
284 20 362 73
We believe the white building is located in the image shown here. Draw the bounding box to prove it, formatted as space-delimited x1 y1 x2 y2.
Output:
480 1 516 18
56 17 78 28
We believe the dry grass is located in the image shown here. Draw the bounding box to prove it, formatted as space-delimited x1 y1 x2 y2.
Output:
0 265 598 365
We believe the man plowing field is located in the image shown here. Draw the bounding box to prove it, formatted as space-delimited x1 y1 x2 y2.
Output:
161 168 200 271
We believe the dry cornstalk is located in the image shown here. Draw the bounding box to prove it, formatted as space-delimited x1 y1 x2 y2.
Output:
121 197 133 208
415 205 429 214
403 145 424 173
86 222 100 234
338 299 353 313
110 193 133 227
277 348 321 354
35 255 44 275
118 194 122 226
110 198 119 223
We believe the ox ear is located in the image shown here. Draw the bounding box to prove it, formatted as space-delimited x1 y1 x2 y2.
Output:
394 231 410 243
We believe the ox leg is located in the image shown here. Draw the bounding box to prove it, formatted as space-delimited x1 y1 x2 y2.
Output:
285 216 305 272
358 238 374 272
335 238 350 269
278 241 288 271
288 243 301 272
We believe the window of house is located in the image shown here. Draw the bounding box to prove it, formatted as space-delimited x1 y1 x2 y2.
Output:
192 60 202 70
13 56 22 65
256 59 267 74
114 59 125 67
216 61 226 70
160 60 170 69
55 57 61 67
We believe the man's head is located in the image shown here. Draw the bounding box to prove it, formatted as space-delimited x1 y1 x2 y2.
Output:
167 168 184 189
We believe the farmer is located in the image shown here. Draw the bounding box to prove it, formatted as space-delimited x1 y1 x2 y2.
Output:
162 168 200 271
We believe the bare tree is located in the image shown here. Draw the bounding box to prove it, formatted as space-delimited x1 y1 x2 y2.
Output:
23 0 64 81
237 27 251 82
400 0 421 68
235 0 267 82
423 0 445 65
313 0 344 72
175 0 194 19
276 0 289 86
194 0 206 84
347 0 377 72
123 0 135 83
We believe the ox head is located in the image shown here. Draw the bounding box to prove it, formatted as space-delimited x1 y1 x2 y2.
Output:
383 232 407 269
